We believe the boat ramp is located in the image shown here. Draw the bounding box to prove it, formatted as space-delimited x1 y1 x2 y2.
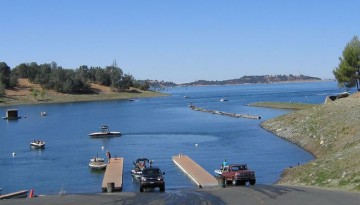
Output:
102 157 124 192
172 154 218 188
189 105 261 119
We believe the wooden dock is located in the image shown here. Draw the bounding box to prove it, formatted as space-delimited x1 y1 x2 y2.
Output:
101 157 124 192
0 190 28 199
172 154 218 188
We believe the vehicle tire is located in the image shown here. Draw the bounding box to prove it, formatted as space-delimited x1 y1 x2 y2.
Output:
160 184 165 192
232 178 238 186
140 186 144 192
250 179 256 185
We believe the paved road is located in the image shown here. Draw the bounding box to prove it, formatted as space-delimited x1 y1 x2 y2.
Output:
1 185 359 205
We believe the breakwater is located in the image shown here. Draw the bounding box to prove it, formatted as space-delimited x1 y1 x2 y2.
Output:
189 104 261 119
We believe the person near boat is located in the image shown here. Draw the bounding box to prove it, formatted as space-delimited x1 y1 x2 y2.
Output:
106 150 111 163
222 158 228 168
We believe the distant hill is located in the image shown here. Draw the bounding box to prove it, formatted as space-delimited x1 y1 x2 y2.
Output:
182 75 321 86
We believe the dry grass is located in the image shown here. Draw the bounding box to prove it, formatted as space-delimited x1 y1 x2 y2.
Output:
1 78 166 106
261 94 360 191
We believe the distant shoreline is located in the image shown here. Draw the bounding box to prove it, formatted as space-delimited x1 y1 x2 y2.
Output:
177 79 332 87
0 90 167 107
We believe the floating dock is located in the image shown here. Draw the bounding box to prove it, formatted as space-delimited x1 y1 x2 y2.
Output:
101 157 124 192
0 190 28 199
172 154 218 188
189 105 261 119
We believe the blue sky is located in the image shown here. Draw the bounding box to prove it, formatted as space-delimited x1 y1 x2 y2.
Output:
1 0 359 83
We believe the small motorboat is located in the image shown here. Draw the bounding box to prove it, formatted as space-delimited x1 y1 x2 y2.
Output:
131 158 152 180
89 125 121 137
89 156 107 170
220 98 228 102
30 140 45 149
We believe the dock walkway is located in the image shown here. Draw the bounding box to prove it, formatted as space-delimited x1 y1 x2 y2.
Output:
172 154 218 188
101 158 123 192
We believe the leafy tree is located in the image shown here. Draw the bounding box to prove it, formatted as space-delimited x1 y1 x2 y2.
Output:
0 83 4 96
0 62 11 88
119 74 134 91
9 71 18 88
333 36 360 90
27 62 40 83
105 65 123 89
14 63 30 78
95 68 110 86
30 88 38 100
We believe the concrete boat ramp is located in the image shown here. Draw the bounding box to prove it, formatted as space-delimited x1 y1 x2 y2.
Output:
172 154 218 188
102 158 124 192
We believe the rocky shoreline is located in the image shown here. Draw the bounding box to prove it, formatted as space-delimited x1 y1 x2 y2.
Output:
260 94 360 191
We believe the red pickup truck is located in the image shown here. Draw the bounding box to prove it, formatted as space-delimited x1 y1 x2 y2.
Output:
221 164 256 185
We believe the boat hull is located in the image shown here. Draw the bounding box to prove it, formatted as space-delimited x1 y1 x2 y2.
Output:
89 163 107 170
131 170 142 180
89 158 107 170
30 143 45 149
89 132 121 137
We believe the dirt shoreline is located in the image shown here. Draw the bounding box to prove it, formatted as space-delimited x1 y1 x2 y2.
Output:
0 79 166 107
260 94 360 192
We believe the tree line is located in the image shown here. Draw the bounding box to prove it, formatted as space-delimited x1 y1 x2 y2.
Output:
0 61 150 96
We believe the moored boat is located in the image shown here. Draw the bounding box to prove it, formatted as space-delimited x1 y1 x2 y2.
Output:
89 156 107 170
89 125 121 137
30 140 45 149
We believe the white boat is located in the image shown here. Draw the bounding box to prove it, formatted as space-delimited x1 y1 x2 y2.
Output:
30 140 45 149
89 157 107 170
214 169 223 175
131 158 152 179
89 125 121 137
220 98 228 102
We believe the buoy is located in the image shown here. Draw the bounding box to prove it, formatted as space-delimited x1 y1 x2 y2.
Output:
101 146 104 150
12 152 16 157
195 143 198 147
29 189 34 198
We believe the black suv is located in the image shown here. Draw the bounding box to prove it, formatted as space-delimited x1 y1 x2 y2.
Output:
139 167 165 192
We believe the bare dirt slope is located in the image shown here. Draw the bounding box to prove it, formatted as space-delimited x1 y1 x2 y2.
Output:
261 93 360 191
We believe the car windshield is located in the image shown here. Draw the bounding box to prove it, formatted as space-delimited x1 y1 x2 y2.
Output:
143 168 161 175
231 165 247 171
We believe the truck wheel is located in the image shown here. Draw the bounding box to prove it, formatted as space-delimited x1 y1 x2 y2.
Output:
160 184 165 192
250 179 256 185
232 178 238 185
140 186 144 192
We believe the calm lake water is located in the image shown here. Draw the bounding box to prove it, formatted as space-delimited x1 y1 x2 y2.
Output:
0 81 345 194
